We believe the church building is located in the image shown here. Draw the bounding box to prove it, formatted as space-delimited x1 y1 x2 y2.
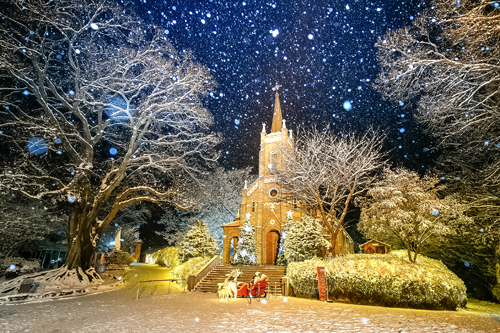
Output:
221 86 354 265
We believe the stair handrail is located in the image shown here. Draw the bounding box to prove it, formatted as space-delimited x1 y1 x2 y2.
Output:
187 254 221 291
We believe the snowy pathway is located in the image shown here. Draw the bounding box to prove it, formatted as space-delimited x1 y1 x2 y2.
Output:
0 264 498 332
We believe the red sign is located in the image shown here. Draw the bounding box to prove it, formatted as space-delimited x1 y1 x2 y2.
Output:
317 267 327 301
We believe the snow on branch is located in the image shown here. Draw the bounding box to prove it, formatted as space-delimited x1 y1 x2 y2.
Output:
278 125 386 252
374 0 500 156
0 0 220 270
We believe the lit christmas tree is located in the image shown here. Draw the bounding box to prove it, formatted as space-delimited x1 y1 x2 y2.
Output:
179 219 219 262
283 215 331 263
276 211 293 266
233 213 258 265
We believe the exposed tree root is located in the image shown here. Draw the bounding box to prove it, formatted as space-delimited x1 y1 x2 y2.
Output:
0 266 102 295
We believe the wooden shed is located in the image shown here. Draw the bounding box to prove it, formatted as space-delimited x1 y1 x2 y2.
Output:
359 240 391 254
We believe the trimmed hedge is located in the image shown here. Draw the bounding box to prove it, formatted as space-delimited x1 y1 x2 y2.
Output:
173 256 210 287
150 247 180 268
107 250 136 266
287 250 467 310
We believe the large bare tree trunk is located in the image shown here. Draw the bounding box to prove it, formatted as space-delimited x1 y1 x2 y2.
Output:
330 233 337 256
65 203 95 271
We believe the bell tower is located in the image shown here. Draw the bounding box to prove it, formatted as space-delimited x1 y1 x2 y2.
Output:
221 83 355 265
259 83 293 178
222 83 297 265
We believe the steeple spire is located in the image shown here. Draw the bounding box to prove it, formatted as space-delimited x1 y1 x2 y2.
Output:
271 82 283 132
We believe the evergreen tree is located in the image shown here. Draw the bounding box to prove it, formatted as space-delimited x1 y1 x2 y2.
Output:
233 214 258 265
276 213 293 266
283 215 331 263
179 220 219 262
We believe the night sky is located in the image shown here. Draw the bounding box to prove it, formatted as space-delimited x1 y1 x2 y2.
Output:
133 0 438 172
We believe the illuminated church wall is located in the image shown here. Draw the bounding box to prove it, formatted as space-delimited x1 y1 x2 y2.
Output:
222 89 353 265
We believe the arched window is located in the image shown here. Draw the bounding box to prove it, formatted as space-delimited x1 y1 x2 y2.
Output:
252 200 255 212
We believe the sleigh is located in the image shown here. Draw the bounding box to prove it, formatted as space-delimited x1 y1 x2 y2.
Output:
233 276 268 297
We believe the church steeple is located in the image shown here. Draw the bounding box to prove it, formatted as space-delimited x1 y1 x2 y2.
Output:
271 83 283 133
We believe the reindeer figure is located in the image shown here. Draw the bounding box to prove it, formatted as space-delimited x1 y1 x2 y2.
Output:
217 269 242 301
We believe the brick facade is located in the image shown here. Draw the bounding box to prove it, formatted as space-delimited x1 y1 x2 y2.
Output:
222 91 354 265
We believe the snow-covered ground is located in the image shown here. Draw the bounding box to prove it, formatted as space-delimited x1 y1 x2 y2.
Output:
0 264 498 333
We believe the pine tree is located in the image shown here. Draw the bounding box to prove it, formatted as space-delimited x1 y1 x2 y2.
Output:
276 213 293 266
233 214 258 265
179 220 219 262
283 215 331 263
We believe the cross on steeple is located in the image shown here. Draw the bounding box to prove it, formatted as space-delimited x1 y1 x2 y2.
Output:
272 82 282 92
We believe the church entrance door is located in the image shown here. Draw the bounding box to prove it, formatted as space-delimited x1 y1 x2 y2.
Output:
266 230 280 265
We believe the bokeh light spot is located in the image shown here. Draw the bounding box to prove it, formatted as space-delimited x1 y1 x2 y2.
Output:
106 95 130 121
343 101 352 111
27 137 47 155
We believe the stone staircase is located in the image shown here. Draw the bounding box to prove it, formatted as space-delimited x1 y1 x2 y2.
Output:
192 265 287 295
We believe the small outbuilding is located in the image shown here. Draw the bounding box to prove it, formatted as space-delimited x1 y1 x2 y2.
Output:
359 240 391 254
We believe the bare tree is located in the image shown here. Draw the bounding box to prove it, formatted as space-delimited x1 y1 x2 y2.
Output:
357 168 472 263
278 126 386 255
374 0 500 179
0 193 66 259
157 167 254 248
374 0 500 299
96 203 151 253
423 178 500 300
0 0 219 280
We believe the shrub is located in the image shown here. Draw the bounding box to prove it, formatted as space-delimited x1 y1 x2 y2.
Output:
151 247 180 268
107 249 136 266
173 256 210 288
276 252 287 266
493 283 500 303
287 250 467 310
283 215 330 263
180 220 219 262
1 257 40 279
